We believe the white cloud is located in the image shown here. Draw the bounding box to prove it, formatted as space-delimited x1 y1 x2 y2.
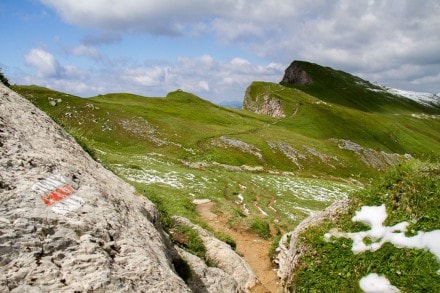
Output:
25 48 63 78
40 0 236 35
70 45 101 59
20 52 284 102
38 0 440 93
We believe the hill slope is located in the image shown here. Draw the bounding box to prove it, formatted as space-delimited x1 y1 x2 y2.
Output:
279 60 440 113
278 161 440 292
12 66 440 236
10 61 440 291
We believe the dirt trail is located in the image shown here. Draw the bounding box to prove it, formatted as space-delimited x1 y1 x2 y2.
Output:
196 202 282 293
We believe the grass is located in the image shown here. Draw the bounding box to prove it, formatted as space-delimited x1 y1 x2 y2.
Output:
171 223 207 259
280 61 438 114
290 161 440 292
10 68 440 280
250 219 271 239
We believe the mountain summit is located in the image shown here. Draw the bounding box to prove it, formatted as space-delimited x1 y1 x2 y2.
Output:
280 60 313 85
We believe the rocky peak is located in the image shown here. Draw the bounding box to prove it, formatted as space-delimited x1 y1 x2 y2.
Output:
280 61 313 85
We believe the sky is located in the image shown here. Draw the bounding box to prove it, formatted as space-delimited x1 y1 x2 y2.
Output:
1 0 439 104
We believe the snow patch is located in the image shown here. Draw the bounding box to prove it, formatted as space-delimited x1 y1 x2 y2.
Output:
325 204 440 273
386 87 440 106
370 85 440 106
359 273 400 293
193 199 211 205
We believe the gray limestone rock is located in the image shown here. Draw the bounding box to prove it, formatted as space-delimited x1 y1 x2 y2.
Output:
0 83 191 292
176 247 241 293
173 216 257 292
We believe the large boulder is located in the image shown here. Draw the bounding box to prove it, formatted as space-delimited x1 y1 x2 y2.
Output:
173 216 257 292
0 83 190 292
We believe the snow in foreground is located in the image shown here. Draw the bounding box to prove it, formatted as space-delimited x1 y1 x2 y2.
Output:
359 273 400 293
325 204 440 292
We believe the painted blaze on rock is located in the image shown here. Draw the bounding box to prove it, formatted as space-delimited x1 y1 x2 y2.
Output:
31 174 84 215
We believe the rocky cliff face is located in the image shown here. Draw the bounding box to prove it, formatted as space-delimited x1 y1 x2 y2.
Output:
280 61 313 85
242 87 285 118
0 84 254 292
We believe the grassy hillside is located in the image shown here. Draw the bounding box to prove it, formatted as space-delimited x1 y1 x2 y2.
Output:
13 85 358 235
11 63 440 290
13 81 440 235
280 61 440 114
289 161 440 292
244 81 440 157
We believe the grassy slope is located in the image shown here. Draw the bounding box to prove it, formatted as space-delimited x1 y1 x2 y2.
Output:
12 76 440 291
280 61 439 114
290 161 440 292
13 85 356 234
245 81 440 157
13 83 440 222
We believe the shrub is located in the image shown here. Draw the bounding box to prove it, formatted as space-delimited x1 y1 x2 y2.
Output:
250 218 271 239
0 68 10 87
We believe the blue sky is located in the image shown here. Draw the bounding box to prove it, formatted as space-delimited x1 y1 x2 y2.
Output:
1 0 439 103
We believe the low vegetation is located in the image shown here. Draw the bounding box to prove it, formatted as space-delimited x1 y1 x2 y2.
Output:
290 161 440 292
0 68 10 87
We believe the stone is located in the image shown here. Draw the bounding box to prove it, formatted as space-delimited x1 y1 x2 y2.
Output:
176 247 241 293
173 216 257 292
0 83 191 292
275 199 350 289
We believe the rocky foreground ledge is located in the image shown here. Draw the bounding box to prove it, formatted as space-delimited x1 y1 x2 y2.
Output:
0 83 255 292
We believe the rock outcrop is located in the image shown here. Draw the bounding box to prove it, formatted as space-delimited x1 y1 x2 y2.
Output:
280 61 313 85
329 139 410 171
0 84 192 291
275 199 351 291
174 216 257 292
243 86 285 118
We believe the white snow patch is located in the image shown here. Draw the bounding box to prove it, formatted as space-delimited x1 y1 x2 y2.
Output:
359 273 400 293
255 204 268 216
193 199 211 205
371 85 440 106
325 204 440 273
411 113 440 120
242 204 250 215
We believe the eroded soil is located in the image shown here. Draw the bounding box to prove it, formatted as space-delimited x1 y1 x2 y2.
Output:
196 201 282 293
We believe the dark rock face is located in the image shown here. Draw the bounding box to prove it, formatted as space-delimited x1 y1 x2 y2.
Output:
280 61 313 85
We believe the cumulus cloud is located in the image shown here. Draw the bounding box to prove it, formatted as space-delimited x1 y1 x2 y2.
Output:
40 0 235 35
39 0 440 93
20 52 283 102
115 55 284 101
25 48 63 78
